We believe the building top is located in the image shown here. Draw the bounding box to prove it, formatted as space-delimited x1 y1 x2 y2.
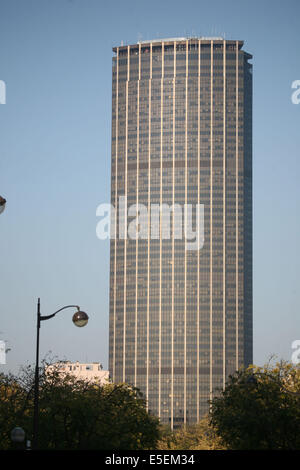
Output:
138 36 224 44
113 37 245 54
46 361 110 384
50 360 105 369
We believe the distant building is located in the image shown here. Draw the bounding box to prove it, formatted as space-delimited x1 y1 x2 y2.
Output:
46 361 109 385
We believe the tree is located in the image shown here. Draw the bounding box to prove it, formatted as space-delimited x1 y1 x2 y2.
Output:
157 417 225 450
0 360 160 450
0 372 30 449
210 361 300 450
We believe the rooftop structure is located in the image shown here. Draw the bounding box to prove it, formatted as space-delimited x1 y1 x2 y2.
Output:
46 361 109 385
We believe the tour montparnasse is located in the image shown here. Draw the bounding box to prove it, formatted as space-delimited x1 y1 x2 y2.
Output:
109 37 252 428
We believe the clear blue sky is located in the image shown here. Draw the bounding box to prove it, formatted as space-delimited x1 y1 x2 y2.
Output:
0 0 299 373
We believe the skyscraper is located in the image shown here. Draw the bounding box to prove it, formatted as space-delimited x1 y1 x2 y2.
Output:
109 37 252 427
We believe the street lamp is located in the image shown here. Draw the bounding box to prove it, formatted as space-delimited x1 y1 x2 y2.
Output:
0 196 6 214
32 298 89 450
11 426 25 450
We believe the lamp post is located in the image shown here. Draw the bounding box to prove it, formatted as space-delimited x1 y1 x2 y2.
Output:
0 196 6 214
32 298 89 450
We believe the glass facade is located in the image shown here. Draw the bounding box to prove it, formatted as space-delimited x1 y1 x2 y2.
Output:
109 38 253 427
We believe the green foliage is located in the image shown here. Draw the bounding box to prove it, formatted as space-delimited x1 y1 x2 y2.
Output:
210 360 300 450
3 359 299 450
0 361 160 450
157 417 225 450
0 371 30 449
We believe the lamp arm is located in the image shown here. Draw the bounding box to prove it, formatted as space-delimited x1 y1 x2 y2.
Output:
40 305 80 322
